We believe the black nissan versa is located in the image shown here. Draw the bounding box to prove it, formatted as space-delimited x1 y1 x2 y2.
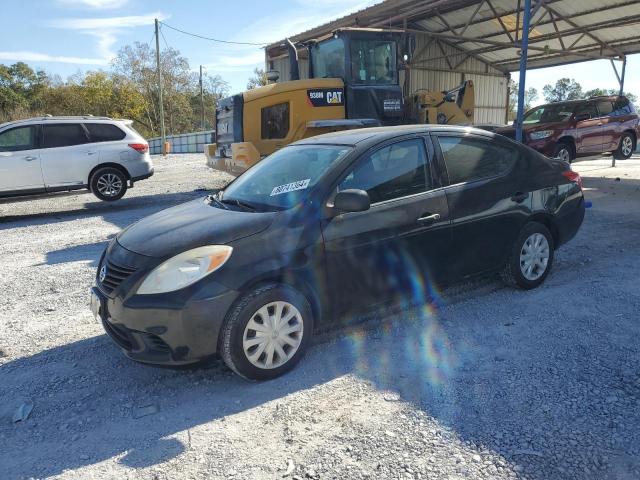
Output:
91 125 585 380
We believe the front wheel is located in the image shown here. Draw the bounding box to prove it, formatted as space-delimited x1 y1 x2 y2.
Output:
613 133 634 160
501 222 555 290
552 142 574 163
219 284 314 381
90 167 128 201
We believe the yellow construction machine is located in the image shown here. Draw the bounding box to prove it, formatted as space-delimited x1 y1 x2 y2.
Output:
206 28 475 175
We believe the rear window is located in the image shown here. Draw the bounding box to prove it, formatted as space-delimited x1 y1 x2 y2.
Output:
437 136 517 184
261 103 289 139
612 97 633 116
43 124 88 148
85 123 126 142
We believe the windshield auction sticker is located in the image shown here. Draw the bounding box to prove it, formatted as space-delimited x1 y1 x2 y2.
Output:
270 179 311 196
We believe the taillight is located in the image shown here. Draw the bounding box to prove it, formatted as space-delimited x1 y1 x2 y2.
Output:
128 143 149 154
562 170 583 190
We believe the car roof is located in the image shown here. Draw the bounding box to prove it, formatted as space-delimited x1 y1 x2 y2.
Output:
0 116 130 129
293 124 496 148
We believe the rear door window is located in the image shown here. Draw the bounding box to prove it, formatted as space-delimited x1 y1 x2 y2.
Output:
436 135 517 185
338 138 429 203
596 100 614 117
0 125 37 151
612 97 632 116
85 123 126 142
43 124 89 148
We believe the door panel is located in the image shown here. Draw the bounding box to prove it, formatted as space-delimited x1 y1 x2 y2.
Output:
0 125 44 191
434 133 531 277
575 103 602 153
596 100 615 152
321 136 452 319
40 123 98 187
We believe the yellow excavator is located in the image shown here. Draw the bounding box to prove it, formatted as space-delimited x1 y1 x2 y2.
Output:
206 28 474 174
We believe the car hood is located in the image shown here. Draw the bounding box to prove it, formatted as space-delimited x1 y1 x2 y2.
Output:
117 197 276 258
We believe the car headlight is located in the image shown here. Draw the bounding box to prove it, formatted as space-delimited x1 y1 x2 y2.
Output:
530 130 553 140
137 245 233 295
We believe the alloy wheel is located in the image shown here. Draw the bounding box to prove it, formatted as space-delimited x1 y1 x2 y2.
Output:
96 173 123 197
520 233 550 281
557 147 570 163
622 136 633 157
242 301 304 369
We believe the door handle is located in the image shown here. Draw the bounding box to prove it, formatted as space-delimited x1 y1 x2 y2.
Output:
24 156 37 161
511 192 529 203
87 151 98 156
417 213 441 225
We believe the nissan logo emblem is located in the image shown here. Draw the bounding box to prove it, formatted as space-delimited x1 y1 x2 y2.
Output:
99 265 107 283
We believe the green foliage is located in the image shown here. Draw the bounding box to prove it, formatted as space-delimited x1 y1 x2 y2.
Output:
508 80 538 121
0 44 230 138
247 67 268 90
542 78 583 103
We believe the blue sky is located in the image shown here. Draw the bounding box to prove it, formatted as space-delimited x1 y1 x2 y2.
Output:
0 0 637 101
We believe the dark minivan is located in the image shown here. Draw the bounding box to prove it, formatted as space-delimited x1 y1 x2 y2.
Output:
498 96 639 163
91 126 585 380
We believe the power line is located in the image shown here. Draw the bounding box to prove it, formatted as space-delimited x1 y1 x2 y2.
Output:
159 21 269 46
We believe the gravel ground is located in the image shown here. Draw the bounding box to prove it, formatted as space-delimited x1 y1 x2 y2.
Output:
0 153 639 480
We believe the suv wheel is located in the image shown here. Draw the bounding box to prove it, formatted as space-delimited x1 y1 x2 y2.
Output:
613 133 634 160
219 284 313 381
552 142 574 163
90 167 128 201
501 222 555 290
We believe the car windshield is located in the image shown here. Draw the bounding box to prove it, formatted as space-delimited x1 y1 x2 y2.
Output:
221 145 352 211
523 104 578 124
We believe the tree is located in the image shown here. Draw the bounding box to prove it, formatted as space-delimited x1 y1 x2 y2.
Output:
246 67 268 90
508 80 538 120
542 78 583 102
584 88 637 104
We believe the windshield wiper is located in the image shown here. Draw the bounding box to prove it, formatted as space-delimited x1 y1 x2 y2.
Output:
221 197 258 212
208 191 229 209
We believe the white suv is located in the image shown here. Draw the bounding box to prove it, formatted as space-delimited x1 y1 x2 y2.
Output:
0 116 154 201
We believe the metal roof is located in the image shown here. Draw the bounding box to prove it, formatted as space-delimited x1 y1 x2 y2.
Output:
266 0 640 72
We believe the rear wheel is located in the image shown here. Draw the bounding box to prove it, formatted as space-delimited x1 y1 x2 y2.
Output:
613 133 634 160
90 167 128 201
552 141 574 163
219 284 313 381
501 222 555 290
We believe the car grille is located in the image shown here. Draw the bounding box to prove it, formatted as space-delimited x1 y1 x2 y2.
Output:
101 318 134 350
98 259 137 296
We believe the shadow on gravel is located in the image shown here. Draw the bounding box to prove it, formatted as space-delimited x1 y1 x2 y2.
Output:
0 189 211 227
41 240 109 267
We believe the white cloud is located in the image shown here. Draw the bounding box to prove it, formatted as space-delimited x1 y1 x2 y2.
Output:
57 0 129 9
52 12 168 30
0 51 108 65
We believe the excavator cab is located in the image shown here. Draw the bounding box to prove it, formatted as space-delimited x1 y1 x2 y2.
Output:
306 28 406 126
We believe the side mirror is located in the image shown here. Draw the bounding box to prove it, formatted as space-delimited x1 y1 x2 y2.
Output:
333 189 370 213
575 113 591 121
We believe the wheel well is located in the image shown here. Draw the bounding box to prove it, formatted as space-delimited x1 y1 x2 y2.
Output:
528 214 560 248
88 163 131 187
236 273 322 328
556 136 575 154
623 129 637 149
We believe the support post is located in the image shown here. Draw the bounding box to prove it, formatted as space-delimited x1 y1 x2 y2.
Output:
200 65 205 130
515 0 531 143
155 19 166 156
619 56 627 95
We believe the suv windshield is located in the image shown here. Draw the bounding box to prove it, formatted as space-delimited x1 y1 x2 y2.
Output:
350 39 397 84
523 103 579 124
221 145 352 211
310 37 346 79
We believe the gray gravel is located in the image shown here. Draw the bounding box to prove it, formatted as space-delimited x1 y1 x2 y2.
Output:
0 153 639 480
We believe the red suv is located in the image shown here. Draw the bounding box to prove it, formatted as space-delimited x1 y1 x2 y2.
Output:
498 96 639 163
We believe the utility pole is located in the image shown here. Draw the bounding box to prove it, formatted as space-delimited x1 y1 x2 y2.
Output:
155 18 166 156
515 0 531 144
199 65 205 130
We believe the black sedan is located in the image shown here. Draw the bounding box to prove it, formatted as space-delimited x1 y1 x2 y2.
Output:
91 125 585 380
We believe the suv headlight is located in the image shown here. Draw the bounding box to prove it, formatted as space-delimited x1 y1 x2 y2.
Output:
530 130 553 140
137 245 233 295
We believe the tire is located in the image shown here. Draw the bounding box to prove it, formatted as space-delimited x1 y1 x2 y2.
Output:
552 141 574 164
219 284 314 381
613 133 634 160
501 222 555 290
90 167 128 201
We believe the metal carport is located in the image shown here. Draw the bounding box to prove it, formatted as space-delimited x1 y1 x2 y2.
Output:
266 0 640 153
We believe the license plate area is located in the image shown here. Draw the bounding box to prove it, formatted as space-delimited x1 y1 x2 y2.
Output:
90 289 106 323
